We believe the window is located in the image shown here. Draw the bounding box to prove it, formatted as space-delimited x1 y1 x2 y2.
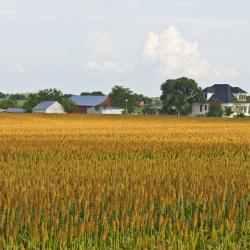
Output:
239 94 246 101
205 105 208 111
200 105 203 112
205 94 207 100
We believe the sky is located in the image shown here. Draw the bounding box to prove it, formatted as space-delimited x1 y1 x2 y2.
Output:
0 0 250 96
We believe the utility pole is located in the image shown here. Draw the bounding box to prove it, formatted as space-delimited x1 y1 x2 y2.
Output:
125 99 128 115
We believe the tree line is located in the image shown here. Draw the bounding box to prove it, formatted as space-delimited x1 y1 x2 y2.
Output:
0 77 241 116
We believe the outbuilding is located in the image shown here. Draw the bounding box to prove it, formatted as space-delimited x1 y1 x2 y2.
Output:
32 101 65 114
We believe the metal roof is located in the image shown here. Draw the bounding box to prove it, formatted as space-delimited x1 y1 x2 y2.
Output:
70 95 108 106
7 108 26 113
33 101 58 110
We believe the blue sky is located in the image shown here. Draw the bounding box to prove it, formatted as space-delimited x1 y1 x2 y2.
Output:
0 0 249 96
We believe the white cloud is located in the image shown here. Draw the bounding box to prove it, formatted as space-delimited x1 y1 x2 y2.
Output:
143 26 238 79
83 61 134 74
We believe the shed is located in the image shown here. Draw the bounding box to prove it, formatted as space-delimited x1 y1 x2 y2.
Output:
33 101 65 114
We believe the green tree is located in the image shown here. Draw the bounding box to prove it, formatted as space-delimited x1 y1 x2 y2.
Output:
160 77 205 116
0 92 6 99
0 99 17 109
8 93 26 101
224 106 233 117
24 88 75 113
108 85 139 113
207 99 224 117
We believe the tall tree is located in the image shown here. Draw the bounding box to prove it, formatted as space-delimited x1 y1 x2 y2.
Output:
207 99 224 117
108 85 139 113
160 77 205 116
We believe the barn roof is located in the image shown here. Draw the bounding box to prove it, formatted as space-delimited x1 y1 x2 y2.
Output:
33 101 58 110
7 108 26 113
70 95 108 106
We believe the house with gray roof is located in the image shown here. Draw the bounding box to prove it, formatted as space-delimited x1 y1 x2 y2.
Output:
69 95 112 113
33 101 65 114
192 84 250 117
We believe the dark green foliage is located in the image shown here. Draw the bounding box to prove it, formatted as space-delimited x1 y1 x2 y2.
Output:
234 113 245 118
0 99 17 109
108 85 141 113
160 77 205 116
207 99 224 117
0 92 6 98
8 93 27 101
224 107 233 117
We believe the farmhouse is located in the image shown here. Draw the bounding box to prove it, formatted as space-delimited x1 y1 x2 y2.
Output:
33 101 65 114
192 84 250 117
69 95 112 114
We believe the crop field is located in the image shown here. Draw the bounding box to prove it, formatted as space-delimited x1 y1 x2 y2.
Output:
0 114 249 249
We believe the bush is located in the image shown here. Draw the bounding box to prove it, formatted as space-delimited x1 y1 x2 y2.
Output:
234 113 245 118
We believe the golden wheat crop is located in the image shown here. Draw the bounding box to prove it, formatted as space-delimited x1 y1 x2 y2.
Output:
0 114 249 249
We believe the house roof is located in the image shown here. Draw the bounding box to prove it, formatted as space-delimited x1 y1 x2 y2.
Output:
203 84 248 103
33 101 58 110
7 108 26 113
203 84 247 94
70 95 108 106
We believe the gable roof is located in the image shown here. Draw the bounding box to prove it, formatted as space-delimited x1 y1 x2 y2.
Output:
203 84 248 103
204 84 247 94
33 101 58 110
70 95 108 106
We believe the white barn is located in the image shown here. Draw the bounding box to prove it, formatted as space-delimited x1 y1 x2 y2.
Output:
33 101 65 114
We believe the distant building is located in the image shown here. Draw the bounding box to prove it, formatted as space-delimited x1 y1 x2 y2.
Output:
87 106 124 115
70 95 112 114
33 101 65 114
192 84 250 116
7 108 26 113
0 108 6 113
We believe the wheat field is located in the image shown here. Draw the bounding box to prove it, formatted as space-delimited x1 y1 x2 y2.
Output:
0 114 249 249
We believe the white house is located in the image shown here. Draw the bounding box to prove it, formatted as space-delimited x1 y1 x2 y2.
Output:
192 84 250 117
87 106 124 115
33 101 65 114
